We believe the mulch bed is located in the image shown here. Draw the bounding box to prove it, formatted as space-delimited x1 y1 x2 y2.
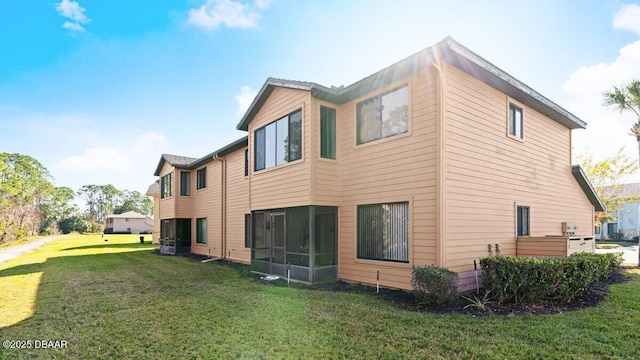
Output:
169 251 633 316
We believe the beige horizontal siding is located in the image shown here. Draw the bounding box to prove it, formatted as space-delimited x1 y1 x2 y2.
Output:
224 147 250 263
442 63 594 274
336 67 439 290
249 87 312 210
158 162 176 220
192 162 222 257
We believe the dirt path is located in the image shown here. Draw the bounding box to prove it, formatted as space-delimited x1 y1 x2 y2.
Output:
0 236 61 264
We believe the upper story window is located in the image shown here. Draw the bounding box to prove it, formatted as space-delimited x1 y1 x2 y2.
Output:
356 85 408 145
320 106 336 159
161 173 173 199
254 109 302 171
197 167 207 190
508 103 523 139
180 171 191 196
244 149 249 177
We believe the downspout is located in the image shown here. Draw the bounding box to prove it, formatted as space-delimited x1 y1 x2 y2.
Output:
432 50 446 268
214 154 227 259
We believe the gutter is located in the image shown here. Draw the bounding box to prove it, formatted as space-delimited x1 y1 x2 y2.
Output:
430 49 447 268
214 154 227 259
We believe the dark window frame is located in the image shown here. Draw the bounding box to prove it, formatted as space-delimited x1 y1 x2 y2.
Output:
161 173 173 199
244 214 251 248
509 103 524 139
196 167 207 190
320 106 337 159
517 205 530 237
356 85 409 145
196 217 207 244
357 201 409 263
244 149 249 177
254 109 303 171
180 171 191 196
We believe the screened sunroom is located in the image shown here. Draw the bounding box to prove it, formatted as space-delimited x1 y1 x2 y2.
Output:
251 206 338 283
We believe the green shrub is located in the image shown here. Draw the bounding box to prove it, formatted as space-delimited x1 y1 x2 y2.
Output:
480 253 622 304
411 265 459 307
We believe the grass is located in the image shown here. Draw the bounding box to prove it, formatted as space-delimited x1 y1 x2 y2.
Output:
595 240 638 249
1 234 639 359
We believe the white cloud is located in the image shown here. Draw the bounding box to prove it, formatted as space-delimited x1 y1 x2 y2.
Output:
54 147 131 173
62 21 85 32
187 0 263 30
235 85 257 116
55 0 90 32
563 40 640 179
132 132 167 155
254 0 273 10
614 4 640 35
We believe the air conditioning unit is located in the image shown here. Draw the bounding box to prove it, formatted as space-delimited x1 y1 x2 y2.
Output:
562 222 579 236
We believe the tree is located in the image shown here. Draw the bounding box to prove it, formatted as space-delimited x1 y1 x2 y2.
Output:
0 153 58 242
603 80 640 168
113 190 153 215
578 147 638 239
77 184 122 223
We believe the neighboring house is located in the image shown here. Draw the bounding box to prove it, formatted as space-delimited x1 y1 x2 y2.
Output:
153 36 603 291
602 182 640 240
105 211 153 234
145 181 161 244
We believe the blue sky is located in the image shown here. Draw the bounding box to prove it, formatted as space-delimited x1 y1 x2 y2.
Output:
2 0 640 196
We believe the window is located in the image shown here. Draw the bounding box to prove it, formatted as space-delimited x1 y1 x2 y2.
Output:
161 173 173 199
244 214 251 248
180 171 191 196
320 106 336 159
357 85 408 144
196 218 207 244
244 149 249 177
254 109 302 171
517 206 530 236
509 103 523 139
357 202 409 263
197 167 206 190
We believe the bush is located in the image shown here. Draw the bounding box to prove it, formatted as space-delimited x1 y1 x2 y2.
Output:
411 265 459 307
480 253 622 304
610 232 625 241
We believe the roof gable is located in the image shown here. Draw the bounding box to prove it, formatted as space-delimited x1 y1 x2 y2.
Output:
153 137 248 176
236 36 586 132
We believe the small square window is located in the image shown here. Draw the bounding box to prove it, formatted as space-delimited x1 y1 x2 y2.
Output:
509 103 523 139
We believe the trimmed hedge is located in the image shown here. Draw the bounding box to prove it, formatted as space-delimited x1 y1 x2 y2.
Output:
480 252 622 304
411 265 459 307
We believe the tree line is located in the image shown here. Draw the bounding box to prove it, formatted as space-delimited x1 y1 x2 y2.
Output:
0 153 152 244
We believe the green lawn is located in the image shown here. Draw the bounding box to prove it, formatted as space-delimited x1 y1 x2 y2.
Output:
596 240 638 249
1 234 639 359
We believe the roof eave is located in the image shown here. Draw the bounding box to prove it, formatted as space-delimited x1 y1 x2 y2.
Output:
438 37 586 130
572 165 606 212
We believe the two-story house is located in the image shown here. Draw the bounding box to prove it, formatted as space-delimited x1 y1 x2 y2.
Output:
153 36 604 291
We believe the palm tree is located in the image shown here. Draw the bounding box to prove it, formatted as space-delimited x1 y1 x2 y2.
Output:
603 80 640 168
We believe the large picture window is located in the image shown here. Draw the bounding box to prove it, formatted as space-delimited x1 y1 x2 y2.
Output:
357 202 409 263
357 85 408 144
161 173 173 199
197 167 206 190
180 171 190 196
196 218 207 244
254 109 302 171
